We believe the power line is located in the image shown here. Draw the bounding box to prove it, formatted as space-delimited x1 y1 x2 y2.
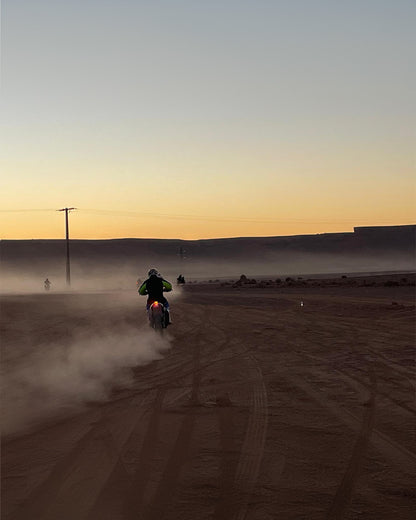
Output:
0 209 57 212
0 207 408 225
79 208 385 224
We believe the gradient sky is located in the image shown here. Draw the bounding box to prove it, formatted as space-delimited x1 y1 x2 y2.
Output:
1 0 415 239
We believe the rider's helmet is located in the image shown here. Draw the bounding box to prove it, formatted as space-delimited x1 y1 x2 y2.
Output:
148 268 160 277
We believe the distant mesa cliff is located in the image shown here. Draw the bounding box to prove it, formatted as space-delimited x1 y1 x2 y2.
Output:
1 225 415 277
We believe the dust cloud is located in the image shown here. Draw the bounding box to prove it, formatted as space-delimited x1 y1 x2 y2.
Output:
0 263 181 293
1 326 171 436
1 289 179 437
2 251 414 295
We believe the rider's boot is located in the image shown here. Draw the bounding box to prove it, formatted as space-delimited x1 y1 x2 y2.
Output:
165 309 172 326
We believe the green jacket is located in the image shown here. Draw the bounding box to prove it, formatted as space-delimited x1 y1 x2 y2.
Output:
139 276 172 299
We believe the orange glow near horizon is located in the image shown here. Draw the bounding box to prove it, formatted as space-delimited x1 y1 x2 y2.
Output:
1 209 415 240
2 150 415 240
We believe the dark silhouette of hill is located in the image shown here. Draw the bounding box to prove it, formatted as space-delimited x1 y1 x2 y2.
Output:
1 225 415 282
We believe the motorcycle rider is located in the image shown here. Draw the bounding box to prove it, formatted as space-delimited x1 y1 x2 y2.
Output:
138 269 173 325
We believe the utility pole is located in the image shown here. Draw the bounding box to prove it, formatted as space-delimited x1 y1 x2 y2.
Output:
58 207 76 287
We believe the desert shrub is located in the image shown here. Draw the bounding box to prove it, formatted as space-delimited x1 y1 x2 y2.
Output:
342 275 347 279
275 278 281 284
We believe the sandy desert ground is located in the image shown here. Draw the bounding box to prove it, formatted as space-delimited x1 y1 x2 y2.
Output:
1 275 415 519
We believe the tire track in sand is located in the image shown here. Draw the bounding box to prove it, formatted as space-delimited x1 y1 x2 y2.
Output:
86 383 195 520
141 315 206 520
11 394 152 520
325 367 377 519
89 388 166 520
214 355 270 520
89 305 237 519
88 306 211 519
299 350 416 417
137 305 241 519
291 375 416 475
213 402 239 520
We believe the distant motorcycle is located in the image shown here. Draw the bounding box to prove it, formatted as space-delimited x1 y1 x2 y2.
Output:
148 301 168 332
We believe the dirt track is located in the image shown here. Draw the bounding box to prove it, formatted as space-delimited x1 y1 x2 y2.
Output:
1 280 415 519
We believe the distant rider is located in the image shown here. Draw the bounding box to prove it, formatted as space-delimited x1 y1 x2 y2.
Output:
138 269 173 324
44 278 51 291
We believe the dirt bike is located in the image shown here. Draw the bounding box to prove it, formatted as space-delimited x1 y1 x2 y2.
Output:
148 301 168 332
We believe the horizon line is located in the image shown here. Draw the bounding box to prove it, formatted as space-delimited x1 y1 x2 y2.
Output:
1 223 415 242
